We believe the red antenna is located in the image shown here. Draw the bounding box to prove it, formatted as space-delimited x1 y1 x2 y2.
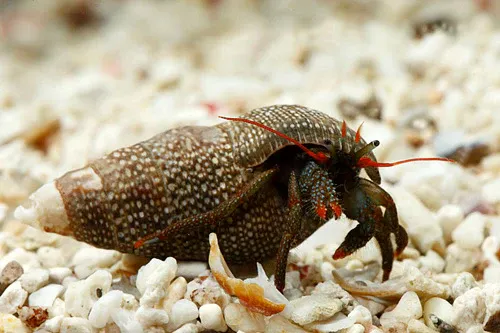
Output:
220 116 329 164
357 156 455 169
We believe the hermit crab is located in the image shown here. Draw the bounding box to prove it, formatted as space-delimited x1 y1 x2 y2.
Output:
15 105 452 293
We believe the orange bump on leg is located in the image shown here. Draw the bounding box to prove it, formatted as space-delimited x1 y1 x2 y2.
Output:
316 204 327 220
330 202 342 219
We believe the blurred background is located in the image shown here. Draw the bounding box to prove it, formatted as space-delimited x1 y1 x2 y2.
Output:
0 0 499 222
1 2 500 332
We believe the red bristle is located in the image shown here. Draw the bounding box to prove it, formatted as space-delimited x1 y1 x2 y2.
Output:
341 120 347 138
220 116 329 164
355 122 363 143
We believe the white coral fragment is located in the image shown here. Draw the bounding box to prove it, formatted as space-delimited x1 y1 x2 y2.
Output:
19 268 49 293
452 212 486 250
64 269 112 318
380 291 422 329
199 303 227 332
0 281 28 314
71 247 122 279
111 308 144 333
167 299 198 330
88 289 124 328
286 295 343 326
135 305 170 328
28 283 64 308
136 257 177 308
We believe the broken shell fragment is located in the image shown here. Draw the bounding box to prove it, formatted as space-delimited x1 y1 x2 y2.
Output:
224 303 266 332
423 297 454 330
208 233 286 316
307 312 356 332
379 291 422 329
332 264 449 301
266 314 308 333
287 295 343 326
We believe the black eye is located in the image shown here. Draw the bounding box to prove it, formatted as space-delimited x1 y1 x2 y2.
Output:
323 139 332 145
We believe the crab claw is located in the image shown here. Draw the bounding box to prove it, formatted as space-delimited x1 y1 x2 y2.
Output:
332 247 347 260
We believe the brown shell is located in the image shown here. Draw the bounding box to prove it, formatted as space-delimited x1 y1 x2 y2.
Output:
218 105 381 184
55 125 287 262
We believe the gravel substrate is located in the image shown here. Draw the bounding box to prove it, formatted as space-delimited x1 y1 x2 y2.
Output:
1 0 500 332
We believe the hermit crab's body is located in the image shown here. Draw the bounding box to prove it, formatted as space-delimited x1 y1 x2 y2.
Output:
17 105 446 291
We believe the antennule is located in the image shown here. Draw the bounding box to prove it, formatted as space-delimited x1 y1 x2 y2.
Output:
354 140 380 161
219 116 329 164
